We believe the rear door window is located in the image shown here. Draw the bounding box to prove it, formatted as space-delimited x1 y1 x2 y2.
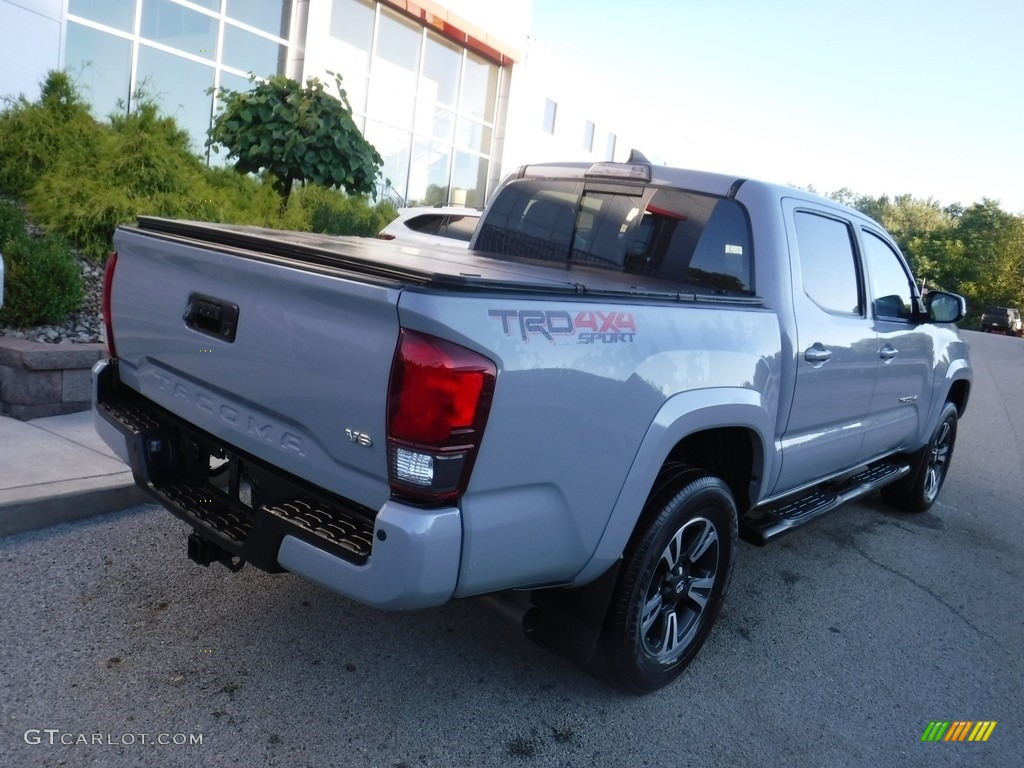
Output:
793 211 862 315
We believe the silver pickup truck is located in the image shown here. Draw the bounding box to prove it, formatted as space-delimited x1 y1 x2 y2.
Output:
93 158 972 692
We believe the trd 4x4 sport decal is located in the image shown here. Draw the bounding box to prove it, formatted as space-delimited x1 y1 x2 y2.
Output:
488 309 637 344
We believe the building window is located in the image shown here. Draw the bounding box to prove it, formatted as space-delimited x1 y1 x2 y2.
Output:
62 0 506 206
65 23 132 119
583 120 595 153
543 98 557 134
65 0 292 157
141 0 219 62
329 0 375 77
323 0 502 207
135 44 215 143
68 0 135 33
221 22 284 75
224 0 290 37
606 132 617 161
419 31 461 108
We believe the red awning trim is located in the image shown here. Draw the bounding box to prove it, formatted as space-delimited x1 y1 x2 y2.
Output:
379 0 519 65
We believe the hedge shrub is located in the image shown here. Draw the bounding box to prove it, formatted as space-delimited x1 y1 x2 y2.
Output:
3 70 397 266
0 234 84 327
0 198 27 246
301 185 397 237
0 71 101 197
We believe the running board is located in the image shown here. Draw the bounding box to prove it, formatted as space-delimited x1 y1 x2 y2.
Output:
740 462 911 545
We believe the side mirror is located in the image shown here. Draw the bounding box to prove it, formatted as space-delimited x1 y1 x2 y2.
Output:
925 291 967 324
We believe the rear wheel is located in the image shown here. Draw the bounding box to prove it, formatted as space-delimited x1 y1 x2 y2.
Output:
604 467 737 693
882 402 959 512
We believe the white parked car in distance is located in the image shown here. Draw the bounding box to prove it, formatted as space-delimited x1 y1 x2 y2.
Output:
378 206 482 247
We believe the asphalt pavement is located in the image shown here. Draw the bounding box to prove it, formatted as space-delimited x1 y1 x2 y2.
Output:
1 330 1021 767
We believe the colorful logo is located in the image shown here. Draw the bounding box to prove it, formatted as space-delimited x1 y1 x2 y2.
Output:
920 721 997 742
489 308 637 344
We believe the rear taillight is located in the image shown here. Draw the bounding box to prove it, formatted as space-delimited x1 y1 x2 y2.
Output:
102 250 118 358
387 329 496 503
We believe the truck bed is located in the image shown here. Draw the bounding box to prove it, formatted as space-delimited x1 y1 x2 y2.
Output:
134 217 764 305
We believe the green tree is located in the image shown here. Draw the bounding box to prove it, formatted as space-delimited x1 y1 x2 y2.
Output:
829 190 958 289
950 201 1024 317
828 188 1024 324
207 74 384 206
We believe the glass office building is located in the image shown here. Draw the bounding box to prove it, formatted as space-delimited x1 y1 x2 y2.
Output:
41 0 516 206
307 0 505 207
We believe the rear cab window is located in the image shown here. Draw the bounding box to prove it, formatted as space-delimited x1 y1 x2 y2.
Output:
474 179 754 296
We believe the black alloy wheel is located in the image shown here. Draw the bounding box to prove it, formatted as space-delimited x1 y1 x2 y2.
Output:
882 401 959 513
604 466 737 693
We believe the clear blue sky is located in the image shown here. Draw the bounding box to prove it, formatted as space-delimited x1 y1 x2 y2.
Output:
528 0 1024 213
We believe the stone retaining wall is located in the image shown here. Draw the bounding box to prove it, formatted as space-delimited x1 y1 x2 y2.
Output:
0 337 105 420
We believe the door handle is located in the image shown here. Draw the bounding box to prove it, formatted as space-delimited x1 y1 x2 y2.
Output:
879 344 898 361
803 344 832 365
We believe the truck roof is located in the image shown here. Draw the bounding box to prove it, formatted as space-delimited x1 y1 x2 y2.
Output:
511 159 859 218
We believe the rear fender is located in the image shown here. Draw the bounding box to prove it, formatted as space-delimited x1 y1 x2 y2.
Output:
571 387 775 585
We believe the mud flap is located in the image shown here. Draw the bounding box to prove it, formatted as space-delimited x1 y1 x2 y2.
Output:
522 560 622 672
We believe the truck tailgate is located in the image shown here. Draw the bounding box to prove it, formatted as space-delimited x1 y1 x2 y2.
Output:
109 224 401 511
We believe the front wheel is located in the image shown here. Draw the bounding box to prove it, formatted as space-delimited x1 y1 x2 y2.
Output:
882 402 959 512
604 467 737 693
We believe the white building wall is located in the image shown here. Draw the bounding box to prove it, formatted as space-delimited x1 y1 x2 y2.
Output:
438 0 531 56
503 39 668 174
0 0 63 101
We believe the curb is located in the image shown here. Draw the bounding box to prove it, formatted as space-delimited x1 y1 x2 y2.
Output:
0 471 150 537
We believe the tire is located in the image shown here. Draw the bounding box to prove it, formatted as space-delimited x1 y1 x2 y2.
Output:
882 402 959 513
604 467 737 693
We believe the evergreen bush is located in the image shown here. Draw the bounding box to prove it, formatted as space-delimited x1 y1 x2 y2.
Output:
302 186 397 237
0 234 84 327
0 71 101 196
27 99 212 259
0 199 27 246
2 70 396 267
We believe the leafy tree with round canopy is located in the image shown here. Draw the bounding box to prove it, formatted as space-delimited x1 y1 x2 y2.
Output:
207 73 383 205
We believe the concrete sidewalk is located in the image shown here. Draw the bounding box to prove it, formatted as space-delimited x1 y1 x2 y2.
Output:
0 410 149 537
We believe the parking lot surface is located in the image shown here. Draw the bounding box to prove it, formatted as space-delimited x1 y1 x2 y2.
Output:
2 330 1021 767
